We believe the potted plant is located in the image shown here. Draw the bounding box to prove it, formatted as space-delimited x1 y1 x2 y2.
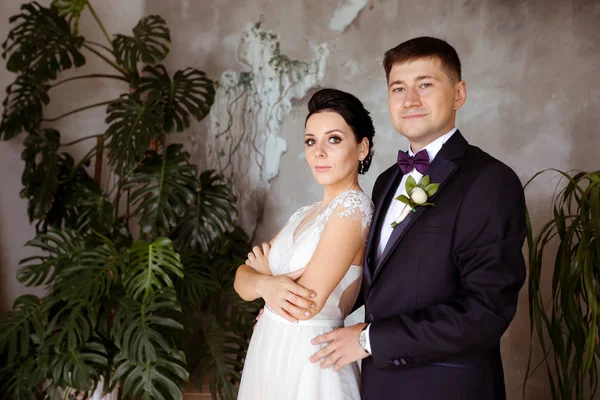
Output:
525 169 600 399
0 1 259 399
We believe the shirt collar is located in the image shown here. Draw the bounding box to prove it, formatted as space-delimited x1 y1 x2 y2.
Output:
408 127 457 162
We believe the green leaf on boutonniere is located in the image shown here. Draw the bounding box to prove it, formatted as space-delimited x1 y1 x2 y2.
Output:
421 202 435 207
395 194 413 206
406 175 417 193
418 175 430 188
424 183 439 197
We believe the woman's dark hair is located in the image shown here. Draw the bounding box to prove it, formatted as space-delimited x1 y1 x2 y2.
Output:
305 88 375 174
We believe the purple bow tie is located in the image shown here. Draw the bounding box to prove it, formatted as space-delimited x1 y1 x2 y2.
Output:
397 149 430 175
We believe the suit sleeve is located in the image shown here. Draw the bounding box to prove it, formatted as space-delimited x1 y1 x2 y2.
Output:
369 163 527 367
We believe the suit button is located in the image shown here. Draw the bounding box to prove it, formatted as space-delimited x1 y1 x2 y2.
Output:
367 314 374 322
367 256 372 264
394 359 401 366
387 360 395 367
400 358 407 365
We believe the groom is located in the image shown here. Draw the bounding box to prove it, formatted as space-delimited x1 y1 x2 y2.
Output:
310 37 527 399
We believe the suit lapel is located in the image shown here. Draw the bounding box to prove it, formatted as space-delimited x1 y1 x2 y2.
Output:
371 131 468 282
363 167 402 285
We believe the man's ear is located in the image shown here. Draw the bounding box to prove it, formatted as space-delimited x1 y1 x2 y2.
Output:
454 80 467 111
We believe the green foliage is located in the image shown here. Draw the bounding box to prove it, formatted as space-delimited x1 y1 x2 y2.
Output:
2 1 85 81
138 65 216 132
525 169 600 399
112 15 170 74
123 144 198 236
0 75 49 140
0 2 252 400
105 93 164 176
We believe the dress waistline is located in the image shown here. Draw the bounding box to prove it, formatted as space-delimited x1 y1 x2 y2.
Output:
263 307 343 327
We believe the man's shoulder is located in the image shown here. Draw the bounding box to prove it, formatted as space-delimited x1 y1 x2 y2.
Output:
461 144 523 194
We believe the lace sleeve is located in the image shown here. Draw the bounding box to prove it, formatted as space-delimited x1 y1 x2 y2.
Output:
319 190 374 237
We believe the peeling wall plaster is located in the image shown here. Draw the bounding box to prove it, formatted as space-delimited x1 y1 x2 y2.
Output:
206 23 329 236
329 0 369 32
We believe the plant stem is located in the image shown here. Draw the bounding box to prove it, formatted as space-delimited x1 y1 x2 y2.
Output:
60 133 104 147
83 44 127 75
87 2 112 46
85 39 113 53
50 74 128 90
43 100 113 122
94 135 104 184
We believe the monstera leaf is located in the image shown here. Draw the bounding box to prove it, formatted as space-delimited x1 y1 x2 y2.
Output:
41 153 115 237
0 295 47 367
112 15 170 74
53 240 120 306
111 347 188 400
17 229 86 287
123 238 184 301
105 93 163 176
20 130 61 222
0 75 49 140
0 355 47 400
49 339 108 391
138 65 215 132
175 251 220 310
51 0 88 33
112 288 183 364
2 2 85 81
171 170 236 253
123 144 198 236
193 320 245 400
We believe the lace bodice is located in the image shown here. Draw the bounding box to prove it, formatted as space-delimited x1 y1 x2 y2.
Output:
268 190 373 321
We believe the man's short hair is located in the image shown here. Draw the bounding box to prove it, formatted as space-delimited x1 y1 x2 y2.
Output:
383 36 462 83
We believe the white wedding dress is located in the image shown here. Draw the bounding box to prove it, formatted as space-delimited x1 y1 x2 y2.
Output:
238 190 373 400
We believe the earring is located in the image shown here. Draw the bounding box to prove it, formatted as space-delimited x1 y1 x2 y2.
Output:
359 159 365 175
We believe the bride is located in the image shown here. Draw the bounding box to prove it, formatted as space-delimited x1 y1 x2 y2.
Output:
234 88 376 399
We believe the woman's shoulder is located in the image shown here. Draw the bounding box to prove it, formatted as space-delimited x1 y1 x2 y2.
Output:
324 190 374 226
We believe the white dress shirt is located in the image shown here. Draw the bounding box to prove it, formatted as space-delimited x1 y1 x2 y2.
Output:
364 127 457 354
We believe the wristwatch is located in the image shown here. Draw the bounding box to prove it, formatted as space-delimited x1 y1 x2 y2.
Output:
358 325 370 354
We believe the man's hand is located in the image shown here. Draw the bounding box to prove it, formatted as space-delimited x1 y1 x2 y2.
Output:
310 323 369 371
245 242 272 275
257 269 317 323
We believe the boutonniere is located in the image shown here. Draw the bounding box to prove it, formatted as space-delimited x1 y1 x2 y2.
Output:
391 175 439 228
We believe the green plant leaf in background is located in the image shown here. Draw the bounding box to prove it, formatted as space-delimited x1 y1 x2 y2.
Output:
172 170 236 253
123 144 198 237
104 93 163 176
51 0 89 33
17 229 85 288
111 348 188 400
123 238 184 301
524 169 600 399
138 65 215 132
2 2 85 81
50 339 108 391
111 289 183 365
112 15 170 74
0 75 49 140
20 129 61 222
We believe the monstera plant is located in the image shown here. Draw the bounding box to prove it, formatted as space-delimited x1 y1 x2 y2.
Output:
524 169 600 399
0 2 258 399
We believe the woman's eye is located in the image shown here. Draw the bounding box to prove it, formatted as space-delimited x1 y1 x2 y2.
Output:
329 136 341 144
305 139 315 146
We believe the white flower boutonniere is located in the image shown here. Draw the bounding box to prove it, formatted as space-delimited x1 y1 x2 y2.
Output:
390 175 439 228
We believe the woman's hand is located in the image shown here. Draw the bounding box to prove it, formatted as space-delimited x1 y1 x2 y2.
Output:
245 243 272 275
257 269 317 323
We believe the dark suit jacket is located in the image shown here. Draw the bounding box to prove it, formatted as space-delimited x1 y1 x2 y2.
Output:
360 131 527 400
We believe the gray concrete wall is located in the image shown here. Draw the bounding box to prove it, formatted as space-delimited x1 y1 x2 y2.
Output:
1 0 599 398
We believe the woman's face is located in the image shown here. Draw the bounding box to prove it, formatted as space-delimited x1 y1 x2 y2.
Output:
304 111 367 187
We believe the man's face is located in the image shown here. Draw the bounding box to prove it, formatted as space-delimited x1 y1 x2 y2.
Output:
387 57 466 151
